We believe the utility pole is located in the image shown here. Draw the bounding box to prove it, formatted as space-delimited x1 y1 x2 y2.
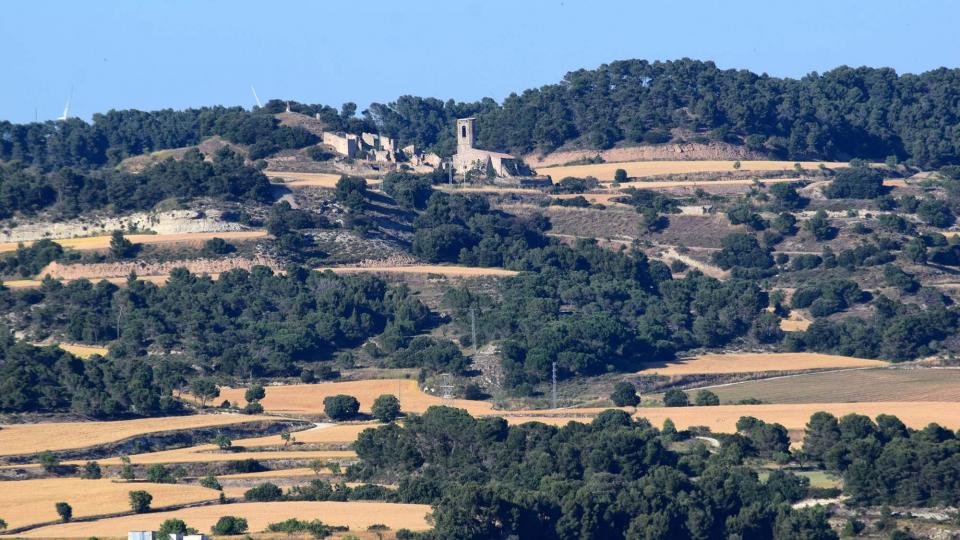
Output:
551 362 557 409
470 308 477 356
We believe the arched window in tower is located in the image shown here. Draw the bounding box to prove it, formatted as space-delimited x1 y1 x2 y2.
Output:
461 125 467 139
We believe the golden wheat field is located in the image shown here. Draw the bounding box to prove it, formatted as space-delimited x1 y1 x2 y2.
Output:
316 264 519 277
265 171 381 188
0 478 219 530
536 160 850 181
629 401 960 433
0 414 276 457
219 379 497 416
32 342 109 358
0 230 268 254
641 352 886 375
17 501 432 537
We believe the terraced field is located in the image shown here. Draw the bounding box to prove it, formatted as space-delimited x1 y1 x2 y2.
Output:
536 160 850 181
641 352 886 375
16 501 432 537
0 414 277 457
0 230 268 254
219 379 497 416
266 171 381 188
707 368 960 404
0 478 219 531
316 264 519 277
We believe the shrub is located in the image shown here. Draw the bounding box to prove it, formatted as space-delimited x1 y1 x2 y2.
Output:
244 482 284 502
663 389 689 407
243 402 264 414
158 518 197 538
80 461 102 479
371 394 401 423
713 233 773 270
323 395 360 421
694 390 720 406
610 382 640 406
614 169 628 183
199 474 222 490
824 166 884 199
146 464 175 483
128 490 153 513
229 459 264 473
462 383 485 400
38 450 60 472
211 516 249 535
244 384 266 403
804 210 835 240
202 237 234 255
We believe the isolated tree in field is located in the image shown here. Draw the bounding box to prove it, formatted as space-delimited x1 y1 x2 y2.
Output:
199 474 222 490
371 394 401 422
694 390 720 406
211 516 249 535
614 168 628 183
610 382 640 406
323 394 360 420
119 455 135 481
80 461 102 479
146 464 175 484
203 237 234 255
189 377 220 408
108 230 136 259
0 518 6 530
128 490 153 513
244 384 266 403
158 518 197 537
244 482 283 502
663 389 689 407
55 502 72 522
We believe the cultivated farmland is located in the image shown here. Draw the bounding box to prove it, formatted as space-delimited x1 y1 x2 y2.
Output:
641 352 886 375
706 368 960 404
536 160 850 181
219 379 496 416
266 171 381 188
0 478 219 531
0 230 268 254
16 501 432 537
0 414 277 457
316 264 520 277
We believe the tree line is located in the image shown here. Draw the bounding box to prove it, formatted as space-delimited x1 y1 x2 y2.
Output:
367 59 960 166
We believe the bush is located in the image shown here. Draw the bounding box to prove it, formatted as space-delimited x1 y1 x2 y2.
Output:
462 383 485 400
243 402 264 414
916 198 954 227
80 461 102 479
663 389 689 407
335 175 368 210
203 237 235 255
128 490 153 513
199 474 222 490
244 482 284 502
713 233 773 270
244 384 266 403
229 459 265 473
824 166 884 199
323 395 360 421
614 169 628 183
694 390 720 406
146 464 175 483
371 394 401 422
804 210 835 240
211 516 249 535
610 382 640 406
158 518 197 538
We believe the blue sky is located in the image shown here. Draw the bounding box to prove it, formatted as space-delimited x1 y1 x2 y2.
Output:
2 0 958 123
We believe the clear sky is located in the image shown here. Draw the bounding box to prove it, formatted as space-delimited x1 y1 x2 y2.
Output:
3 0 959 123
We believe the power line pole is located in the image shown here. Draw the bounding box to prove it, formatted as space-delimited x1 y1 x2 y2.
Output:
552 362 557 409
470 308 478 356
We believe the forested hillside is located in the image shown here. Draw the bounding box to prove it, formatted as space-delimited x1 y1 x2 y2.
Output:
368 59 960 166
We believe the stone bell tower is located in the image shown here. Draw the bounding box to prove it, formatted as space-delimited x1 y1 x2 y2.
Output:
457 117 476 151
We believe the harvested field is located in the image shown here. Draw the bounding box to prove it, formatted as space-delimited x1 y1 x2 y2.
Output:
0 230 268 254
216 467 319 479
45 342 108 358
78 447 355 466
628 401 960 432
266 171 381 188
0 414 276 457
4 274 178 289
219 379 496 416
16 501 432 537
708 368 960 404
316 264 519 277
642 353 886 375
233 423 378 447
0 478 219 531
779 313 812 332
536 160 849 181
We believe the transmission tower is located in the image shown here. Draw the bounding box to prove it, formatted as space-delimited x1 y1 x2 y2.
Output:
439 373 455 400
